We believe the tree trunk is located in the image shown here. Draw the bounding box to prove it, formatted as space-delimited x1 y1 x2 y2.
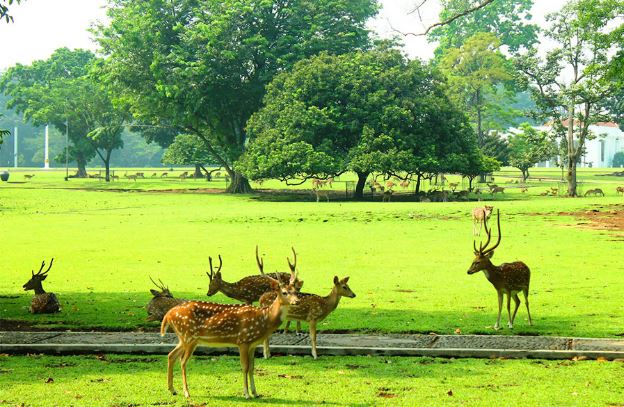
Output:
193 164 203 178
75 157 88 178
468 176 474 192
415 174 422 194
566 106 577 197
354 172 369 200
225 170 253 193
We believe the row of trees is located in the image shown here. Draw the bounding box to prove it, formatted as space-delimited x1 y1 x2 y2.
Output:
1 0 622 196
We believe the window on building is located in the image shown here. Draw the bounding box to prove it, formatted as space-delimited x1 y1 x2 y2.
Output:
600 140 605 162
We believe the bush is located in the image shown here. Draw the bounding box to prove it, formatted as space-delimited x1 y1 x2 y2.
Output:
613 151 624 167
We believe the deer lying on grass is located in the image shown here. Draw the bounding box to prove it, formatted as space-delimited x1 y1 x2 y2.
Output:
146 277 187 321
472 205 494 236
23 258 60 313
206 247 302 304
161 274 299 399
584 188 605 197
467 210 532 330
260 276 355 359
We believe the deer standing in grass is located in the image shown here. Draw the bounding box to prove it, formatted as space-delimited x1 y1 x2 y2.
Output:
206 247 302 304
616 186 624 195
23 258 60 314
146 277 187 321
468 210 532 330
260 275 356 359
161 263 300 399
472 205 493 236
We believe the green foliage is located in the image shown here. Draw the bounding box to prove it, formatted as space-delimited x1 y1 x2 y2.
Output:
438 33 512 144
162 134 212 166
96 0 378 192
613 151 624 167
514 0 624 195
0 48 127 177
0 0 22 23
429 0 538 55
508 123 556 180
239 47 478 195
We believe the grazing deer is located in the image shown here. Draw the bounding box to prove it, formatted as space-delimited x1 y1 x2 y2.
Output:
448 182 459 192
146 277 187 321
400 180 410 189
487 183 498 193
206 248 301 304
491 186 505 194
468 210 532 330
152 172 158 177
617 186 624 196
124 172 137 181
584 188 605 197
23 258 60 314
260 276 356 359
110 174 119 181
23 174 35 180
161 273 299 399
312 187 330 202
472 205 494 236
161 172 168 177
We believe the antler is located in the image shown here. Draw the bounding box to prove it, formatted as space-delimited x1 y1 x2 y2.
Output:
482 210 502 255
34 258 54 276
208 255 223 279
150 276 168 291
287 247 298 285
255 245 265 275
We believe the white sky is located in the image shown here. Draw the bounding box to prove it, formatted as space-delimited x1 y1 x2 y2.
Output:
0 0 568 71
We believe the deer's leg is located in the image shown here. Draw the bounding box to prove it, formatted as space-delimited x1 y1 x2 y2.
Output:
506 291 513 329
296 321 302 335
310 320 318 359
239 344 251 399
494 290 503 330
511 293 521 326
263 337 271 359
523 289 533 326
283 320 291 334
180 342 197 399
167 342 185 395
248 346 258 397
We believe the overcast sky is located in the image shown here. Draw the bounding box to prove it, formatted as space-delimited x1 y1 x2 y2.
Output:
0 0 568 71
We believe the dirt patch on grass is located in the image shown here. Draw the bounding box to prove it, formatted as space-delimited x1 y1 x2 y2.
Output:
558 204 624 235
0 319 47 331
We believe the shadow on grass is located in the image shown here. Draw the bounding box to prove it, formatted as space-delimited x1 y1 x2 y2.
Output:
2 291 622 338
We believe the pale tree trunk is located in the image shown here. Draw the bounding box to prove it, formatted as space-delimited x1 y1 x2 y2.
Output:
566 106 577 197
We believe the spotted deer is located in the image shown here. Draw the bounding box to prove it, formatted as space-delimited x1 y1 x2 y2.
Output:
23 258 60 314
146 277 187 321
260 276 356 359
616 186 623 195
206 247 302 304
312 187 330 202
472 205 494 236
468 210 532 330
124 172 137 181
161 273 299 399
584 188 605 197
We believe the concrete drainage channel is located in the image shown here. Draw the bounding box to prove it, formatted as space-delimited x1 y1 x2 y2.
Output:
1 332 624 360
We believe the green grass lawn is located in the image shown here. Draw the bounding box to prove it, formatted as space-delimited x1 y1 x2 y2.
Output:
0 167 623 337
0 354 622 406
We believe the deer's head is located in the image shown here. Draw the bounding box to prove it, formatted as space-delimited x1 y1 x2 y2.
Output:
149 277 174 298
23 258 54 291
206 255 223 296
333 276 356 298
468 210 501 275
484 205 494 217
268 277 299 306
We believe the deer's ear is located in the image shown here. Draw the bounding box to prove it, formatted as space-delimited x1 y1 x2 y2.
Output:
150 289 160 296
341 277 350 284
40 274 48 281
268 278 280 290
486 251 494 259
333 276 339 285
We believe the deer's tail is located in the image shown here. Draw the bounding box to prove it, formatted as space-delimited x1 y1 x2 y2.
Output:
160 312 171 337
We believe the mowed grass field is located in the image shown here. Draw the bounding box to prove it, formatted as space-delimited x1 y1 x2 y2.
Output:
0 167 623 337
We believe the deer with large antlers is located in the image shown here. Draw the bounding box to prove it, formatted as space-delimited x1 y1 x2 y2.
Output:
260 275 356 359
468 210 532 330
206 247 303 304
146 277 187 321
23 258 60 314
161 262 300 399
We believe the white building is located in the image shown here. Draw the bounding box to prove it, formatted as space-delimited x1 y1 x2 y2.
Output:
508 122 624 168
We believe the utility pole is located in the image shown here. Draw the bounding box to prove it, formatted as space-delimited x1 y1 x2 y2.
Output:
13 126 18 168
